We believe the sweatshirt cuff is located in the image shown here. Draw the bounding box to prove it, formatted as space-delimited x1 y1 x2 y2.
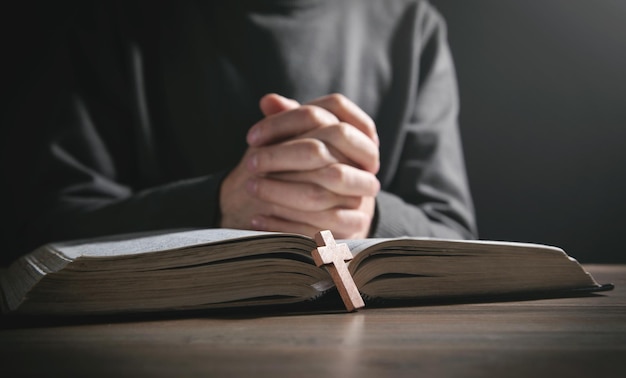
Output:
370 191 431 238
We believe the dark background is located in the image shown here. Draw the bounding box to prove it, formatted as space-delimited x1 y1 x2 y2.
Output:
2 1 625 263
432 0 626 263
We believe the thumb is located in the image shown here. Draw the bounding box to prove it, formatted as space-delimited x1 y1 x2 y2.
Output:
259 93 300 116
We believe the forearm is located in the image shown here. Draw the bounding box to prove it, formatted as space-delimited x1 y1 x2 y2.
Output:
371 191 476 240
369 4 477 241
13 173 226 261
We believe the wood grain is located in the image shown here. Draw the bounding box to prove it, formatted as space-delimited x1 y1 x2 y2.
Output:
1 265 624 378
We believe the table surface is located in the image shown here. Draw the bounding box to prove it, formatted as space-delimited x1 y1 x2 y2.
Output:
1 264 624 378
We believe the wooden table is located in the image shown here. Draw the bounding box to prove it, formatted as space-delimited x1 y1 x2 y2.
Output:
1 265 624 377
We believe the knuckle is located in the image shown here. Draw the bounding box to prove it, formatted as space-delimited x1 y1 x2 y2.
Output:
371 176 381 194
362 144 380 173
347 195 363 209
335 122 354 140
357 212 371 229
253 178 269 199
267 203 281 217
299 104 337 125
323 164 347 185
304 184 328 204
328 93 349 107
346 211 368 234
298 105 318 120
328 210 344 228
299 105 324 124
329 209 367 236
303 139 330 160
256 149 275 172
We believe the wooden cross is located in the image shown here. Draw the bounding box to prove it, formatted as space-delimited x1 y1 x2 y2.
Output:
311 230 365 312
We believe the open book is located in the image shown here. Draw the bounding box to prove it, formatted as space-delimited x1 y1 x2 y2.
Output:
0 228 612 316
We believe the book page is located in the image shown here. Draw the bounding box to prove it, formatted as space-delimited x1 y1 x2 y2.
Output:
52 228 307 259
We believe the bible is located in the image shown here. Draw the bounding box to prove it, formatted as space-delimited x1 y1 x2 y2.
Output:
0 228 612 316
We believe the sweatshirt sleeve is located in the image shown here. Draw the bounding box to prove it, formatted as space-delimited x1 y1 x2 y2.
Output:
370 2 477 240
4 4 225 263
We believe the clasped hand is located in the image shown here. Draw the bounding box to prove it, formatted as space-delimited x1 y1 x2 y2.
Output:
220 93 381 239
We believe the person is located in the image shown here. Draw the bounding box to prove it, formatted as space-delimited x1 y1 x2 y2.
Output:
2 0 477 265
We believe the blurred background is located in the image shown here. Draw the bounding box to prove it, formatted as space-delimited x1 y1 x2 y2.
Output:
432 0 626 263
2 1 625 263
